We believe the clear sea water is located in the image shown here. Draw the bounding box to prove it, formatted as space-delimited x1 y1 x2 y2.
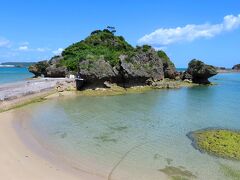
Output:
17 73 240 180
0 67 33 84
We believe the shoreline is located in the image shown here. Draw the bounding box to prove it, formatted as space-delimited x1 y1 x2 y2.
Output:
0 77 199 112
0 78 171 180
0 78 105 180
0 77 214 180
0 109 105 180
0 78 75 112
217 69 240 73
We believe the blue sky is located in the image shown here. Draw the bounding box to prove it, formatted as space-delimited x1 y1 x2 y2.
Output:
0 0 239 67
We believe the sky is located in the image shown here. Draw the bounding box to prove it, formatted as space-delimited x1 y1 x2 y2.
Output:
0 0 239 68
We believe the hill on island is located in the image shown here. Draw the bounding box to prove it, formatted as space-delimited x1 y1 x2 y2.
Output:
29 28 177 85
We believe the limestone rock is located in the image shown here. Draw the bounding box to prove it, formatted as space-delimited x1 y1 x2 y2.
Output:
183 59 217 84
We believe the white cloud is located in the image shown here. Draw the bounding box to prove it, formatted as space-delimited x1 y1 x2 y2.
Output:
36 48 50 52
153 46 167 51
52 48 64 55
20 41 30 46
138 14 240 46
0 37 10 47
18 46 29 51
17 45 50 52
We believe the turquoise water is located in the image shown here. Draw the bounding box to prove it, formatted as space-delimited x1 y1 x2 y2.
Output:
0 67 33 84
18 73 240 180
176 68 187 72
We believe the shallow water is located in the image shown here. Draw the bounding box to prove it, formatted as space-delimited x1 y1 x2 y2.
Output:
0 67 33 84
19 73 240 180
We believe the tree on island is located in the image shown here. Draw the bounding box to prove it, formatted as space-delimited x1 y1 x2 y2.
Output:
107 26 116 34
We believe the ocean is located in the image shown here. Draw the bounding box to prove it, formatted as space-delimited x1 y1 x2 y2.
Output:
16 73 240 180
0 67 33 84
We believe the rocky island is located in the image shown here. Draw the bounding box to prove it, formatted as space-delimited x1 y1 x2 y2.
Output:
29 28 218 90
0 28 219 112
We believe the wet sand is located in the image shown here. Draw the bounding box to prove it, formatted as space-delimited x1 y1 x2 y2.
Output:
0 79 170 180
0 78 74 112
0 109 106 180
0 79 105 180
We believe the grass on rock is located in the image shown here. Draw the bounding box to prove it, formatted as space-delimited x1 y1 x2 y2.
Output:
188 129 240 160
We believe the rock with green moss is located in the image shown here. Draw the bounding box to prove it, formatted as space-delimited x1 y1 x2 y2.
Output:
68 32 165 86
28 28 180 87
29 29 217 88
187 129 240 160
28 60 49 77
28 56 67 77
157 50 178 79
62 29 134 70
120 46 164 84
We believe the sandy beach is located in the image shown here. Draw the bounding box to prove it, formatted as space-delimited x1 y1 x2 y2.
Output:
0 79 106 180
0 109 106 180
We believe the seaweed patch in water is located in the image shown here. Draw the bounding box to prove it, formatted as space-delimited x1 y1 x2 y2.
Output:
60 132 67 139
219 163 240 179
187 128 240 160
165 158 173 165
109 126 128 131
153 153 162 160
94 134 117 143
159 166 197 179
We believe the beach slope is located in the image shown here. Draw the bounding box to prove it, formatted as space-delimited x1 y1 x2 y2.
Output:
0 110 103 180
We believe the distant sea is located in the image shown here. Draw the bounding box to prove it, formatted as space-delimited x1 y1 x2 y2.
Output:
176 68 187 72
0 67 33 84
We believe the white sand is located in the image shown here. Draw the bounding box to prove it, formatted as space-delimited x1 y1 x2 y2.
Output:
0 110 104 180
0 78 74 111
0 79 105 180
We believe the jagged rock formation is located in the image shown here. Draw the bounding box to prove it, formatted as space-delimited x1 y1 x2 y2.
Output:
78 46 164 86
28 60 49 77
232 64 240 70
29 29 218 87
29 56 67 77
45 56 67 77
29 29 176 87
118 47 164 83
182 59 217 84
157 50 178 79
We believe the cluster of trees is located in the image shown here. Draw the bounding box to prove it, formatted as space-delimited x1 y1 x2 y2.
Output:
60 27 174 71
61 27 133 71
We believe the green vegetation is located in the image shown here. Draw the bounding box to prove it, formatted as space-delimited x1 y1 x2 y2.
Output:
76 85 155 96
59 28 175 72
28 61 49 76
0 95 48 113
159 166 197 180
61 29 134 71
157 50 175 68
189 129 240 160
94 132 117 143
